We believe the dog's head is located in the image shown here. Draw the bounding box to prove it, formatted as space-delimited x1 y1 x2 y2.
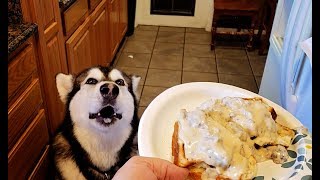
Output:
55 66 141 132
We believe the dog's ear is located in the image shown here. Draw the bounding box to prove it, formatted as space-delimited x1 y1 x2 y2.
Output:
131 75 141 100
56 73 74 104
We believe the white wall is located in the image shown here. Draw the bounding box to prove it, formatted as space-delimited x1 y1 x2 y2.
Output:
135 0 213 29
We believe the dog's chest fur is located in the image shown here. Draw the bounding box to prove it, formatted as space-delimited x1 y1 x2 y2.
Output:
74 124 132 171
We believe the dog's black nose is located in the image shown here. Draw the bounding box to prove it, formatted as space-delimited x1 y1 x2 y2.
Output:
100 83 119 99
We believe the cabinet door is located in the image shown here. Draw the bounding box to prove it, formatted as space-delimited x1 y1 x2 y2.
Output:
108 0 120 59
119 0 128 39
66 18 93 74
21 0 68 135
90 0 110 66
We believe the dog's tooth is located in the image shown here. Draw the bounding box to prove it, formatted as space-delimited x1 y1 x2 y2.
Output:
98 113 101 116
103 118 111 123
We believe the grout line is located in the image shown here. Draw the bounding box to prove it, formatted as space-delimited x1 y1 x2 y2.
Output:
218 73 256 76
214 48 220 83
147 67 183 71
141 85 175 89
181 29 186 84
139 26 159 106
245 49 259 91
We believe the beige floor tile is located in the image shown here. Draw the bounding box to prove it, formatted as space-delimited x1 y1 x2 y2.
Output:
153 42 184 56
123 41 154 53
185 33 211 45
183 56 217 73
247 52 267 76
135 25 159 31
115 67 147 85
219 74 258 93
217 58 252 75
249 58 266 76
182 72 218 83
149 54 182 70
138 106 147 119
139 86 168 106
246 49 267 58
186 28 208 34
145 69 181 87
215 48 247 60
156 31 185 43
127 30 157 42
184 44 214 58
255 76 262 89
159 26 185 32
116 53 151 68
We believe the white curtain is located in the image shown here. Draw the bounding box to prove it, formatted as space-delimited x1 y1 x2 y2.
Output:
279 0 312 132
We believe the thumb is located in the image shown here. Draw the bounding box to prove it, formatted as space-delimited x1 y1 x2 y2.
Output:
161 163 189 180
145 157 189 180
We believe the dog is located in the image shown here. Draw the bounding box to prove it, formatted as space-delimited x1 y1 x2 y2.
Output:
52 66 141 180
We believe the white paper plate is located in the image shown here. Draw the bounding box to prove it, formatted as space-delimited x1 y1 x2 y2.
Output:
138 82 312 180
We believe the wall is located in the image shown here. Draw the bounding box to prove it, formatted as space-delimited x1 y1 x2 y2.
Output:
135 0 212 29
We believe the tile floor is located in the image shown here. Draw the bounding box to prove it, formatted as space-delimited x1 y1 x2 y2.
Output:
113 25 267 118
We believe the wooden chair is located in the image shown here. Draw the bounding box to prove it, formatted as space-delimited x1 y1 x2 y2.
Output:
211 0 265 51
257 0 278 55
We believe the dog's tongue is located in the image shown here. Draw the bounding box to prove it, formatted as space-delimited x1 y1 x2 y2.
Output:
100 106 114 118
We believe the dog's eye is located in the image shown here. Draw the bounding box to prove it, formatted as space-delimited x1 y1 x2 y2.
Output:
86 78 98 85
115 79 125 86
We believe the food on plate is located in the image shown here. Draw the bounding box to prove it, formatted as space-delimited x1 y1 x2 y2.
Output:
172 97 296 180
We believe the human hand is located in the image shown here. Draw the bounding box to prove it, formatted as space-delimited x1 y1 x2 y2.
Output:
112 156 189 180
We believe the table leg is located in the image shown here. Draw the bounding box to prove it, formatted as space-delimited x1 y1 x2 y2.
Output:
247 16 257 51
211 18 217 50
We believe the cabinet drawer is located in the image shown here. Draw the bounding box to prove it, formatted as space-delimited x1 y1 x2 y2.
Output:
8 109 49 180
8 44 37 101
63 0 88 35
8 79 43 151
28 145 51 180
89 0 102 10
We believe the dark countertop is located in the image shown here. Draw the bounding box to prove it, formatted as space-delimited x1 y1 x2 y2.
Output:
59 0 77 12
8 22 38 55
8 0 39 55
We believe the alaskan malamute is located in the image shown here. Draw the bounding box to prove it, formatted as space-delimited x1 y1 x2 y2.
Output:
53 66 141 179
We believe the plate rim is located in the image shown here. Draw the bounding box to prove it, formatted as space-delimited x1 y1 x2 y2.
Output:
137 82 310 163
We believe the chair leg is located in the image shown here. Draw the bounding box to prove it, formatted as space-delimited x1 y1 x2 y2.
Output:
246 17 256 51
211 18 217 50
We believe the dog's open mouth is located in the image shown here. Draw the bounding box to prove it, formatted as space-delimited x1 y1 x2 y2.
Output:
89 106 122 126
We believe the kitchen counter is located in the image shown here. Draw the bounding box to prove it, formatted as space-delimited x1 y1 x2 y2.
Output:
8 0 38 55
8 22 38 55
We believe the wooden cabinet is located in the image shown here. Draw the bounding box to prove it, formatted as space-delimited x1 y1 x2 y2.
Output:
62 0 89 37
66 0 110 74
8 36 51 180
21 0 68 135
66 17 93 74
119 0 128 38
64 0 128 74
9 0 127 178
109 0 120 58
90 3 109 66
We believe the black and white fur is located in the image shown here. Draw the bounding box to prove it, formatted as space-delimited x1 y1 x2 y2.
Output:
53 66 141 180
